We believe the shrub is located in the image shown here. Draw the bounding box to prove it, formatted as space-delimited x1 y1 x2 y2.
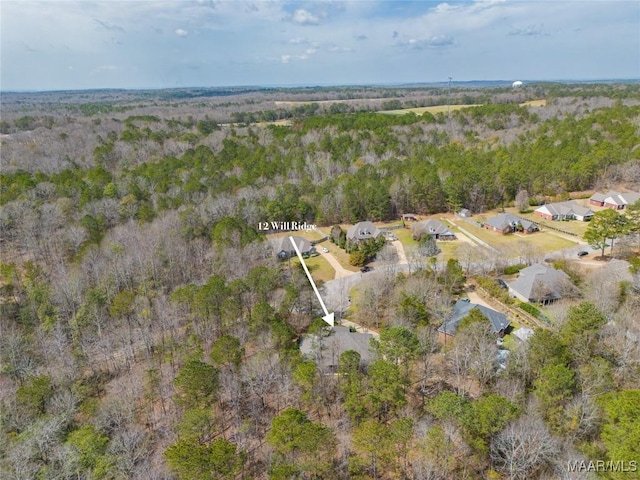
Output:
518 302 545 320
503 264 527 275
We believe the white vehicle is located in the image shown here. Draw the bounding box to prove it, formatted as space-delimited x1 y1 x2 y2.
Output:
322 247 329 253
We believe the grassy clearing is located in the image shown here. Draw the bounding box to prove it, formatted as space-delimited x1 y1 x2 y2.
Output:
379 104 481 115
504 207 589 238
456 220 576 253
389 222 459 261
313 226 361 272
295 255 336 284
392 227 418 248
437 241 461 261
520 99 547 107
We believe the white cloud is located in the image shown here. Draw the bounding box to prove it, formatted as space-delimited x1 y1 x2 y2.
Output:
432 3 459 14
292 9 319 26
1 0 637 90
289 37 309 45
400 35 455 50
281 46 317 63
90 65 119 74
509 24 548 37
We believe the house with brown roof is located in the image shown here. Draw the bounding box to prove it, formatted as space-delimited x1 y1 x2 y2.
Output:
401 214 419 222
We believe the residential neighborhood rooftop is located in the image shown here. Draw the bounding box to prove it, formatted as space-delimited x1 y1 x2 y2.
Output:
534 201 593 221
299 326 376 371
485 213 538 233
346 221 382 242
412 219 456 240
508 263 572 303
276 235 314 259
438 299 510 336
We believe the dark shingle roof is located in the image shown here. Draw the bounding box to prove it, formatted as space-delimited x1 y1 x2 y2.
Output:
508 263 571 302
438 300 510 336
412 219 455 237
300 326 375 369
486 213 537 231
346 221 382 241
278 235 313 257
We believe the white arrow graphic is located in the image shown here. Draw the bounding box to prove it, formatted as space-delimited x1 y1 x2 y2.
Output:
289 236 334 326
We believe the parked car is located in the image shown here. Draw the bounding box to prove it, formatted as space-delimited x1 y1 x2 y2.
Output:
322 247 329 253
577 251 589 257
360 266 372 273
497 279 508 289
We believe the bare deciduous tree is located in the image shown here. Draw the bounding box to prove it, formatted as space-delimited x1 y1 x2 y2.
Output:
490 410 559 480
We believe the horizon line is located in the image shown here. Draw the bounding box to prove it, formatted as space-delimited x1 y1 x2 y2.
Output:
2 77 639 95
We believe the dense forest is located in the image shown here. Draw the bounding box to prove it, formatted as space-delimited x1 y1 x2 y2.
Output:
1 83 639 479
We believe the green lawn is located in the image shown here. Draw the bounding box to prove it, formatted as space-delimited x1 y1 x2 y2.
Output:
313 226 360 272
296 255 336 284
455 221 577 253
391 223 460 261
437 241 461 261
504 207 589 238
392 227 418 248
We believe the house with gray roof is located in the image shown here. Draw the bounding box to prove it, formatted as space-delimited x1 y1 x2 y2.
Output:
590 191 640 209
300 326 375 372
603 192 640 210
438 300 510 340
508 263 575 303
484 213 538 235
412 219 457 241
346 221 383 243
277 235 316 259
534 201 593 221
589 192 611 207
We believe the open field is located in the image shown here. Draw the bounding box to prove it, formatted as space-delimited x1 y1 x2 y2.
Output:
274 99 382 106
520 99 547 107
503 207 590 237
379 104 481 115
455 220 578 253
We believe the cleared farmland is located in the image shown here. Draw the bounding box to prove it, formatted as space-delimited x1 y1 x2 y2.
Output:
379 104 481 115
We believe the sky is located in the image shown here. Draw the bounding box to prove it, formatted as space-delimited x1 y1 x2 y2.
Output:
1 0 639 91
